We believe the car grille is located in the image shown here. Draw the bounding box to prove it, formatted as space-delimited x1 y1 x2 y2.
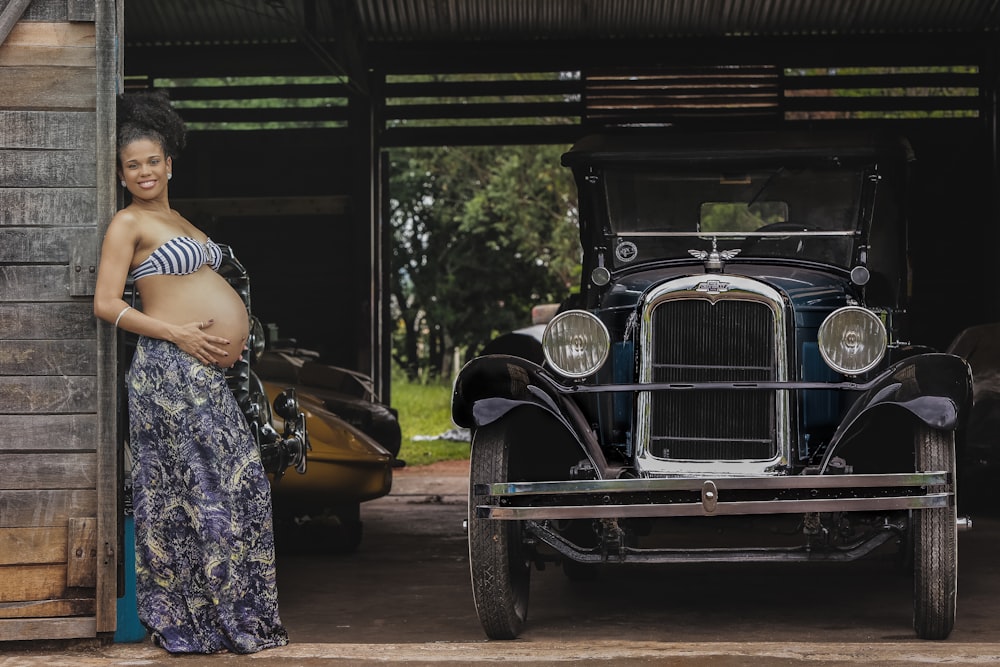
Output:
648 298 777 461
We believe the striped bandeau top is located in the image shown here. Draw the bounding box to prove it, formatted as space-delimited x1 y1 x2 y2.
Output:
131 236 224 280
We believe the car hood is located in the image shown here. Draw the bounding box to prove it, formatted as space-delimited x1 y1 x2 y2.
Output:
601 263 853 315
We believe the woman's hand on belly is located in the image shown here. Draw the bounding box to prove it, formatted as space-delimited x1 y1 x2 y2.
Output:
169 319 235 367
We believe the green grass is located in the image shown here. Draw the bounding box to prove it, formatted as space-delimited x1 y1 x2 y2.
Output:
392 377 470 467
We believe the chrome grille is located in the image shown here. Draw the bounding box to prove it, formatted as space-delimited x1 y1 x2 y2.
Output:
648 297 777 461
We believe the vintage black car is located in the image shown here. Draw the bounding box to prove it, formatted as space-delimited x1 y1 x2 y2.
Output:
452 131 973 641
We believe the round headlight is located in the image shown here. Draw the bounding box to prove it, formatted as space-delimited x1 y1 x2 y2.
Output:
249 316 266 363
542 310 610 378
818 306 887 375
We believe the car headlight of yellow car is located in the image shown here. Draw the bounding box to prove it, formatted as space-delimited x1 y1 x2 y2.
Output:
542 310 610 378
818 306 887 375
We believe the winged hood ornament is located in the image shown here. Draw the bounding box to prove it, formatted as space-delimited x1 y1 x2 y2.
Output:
689 238 740 273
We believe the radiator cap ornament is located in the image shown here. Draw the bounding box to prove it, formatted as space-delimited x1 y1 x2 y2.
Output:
689 238 740 273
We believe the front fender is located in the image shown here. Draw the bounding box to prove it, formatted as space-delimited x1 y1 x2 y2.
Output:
452 354 611 477
822 352 972 469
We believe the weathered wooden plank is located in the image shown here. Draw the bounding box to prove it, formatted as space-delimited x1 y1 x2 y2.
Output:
66 1 95 23
66 518 97 588
0 527 67 565
0 266 69 301
0 110 96 149
0 616 96 641
0 66 96 110
0 188 97 226
0 44 93 67
0 489 97 528
0 149 94 187
95 0 123 635
19 0 71 23
0 303 96 339
0 415 97 452
0 453 97 490
0 598 95 619
0 376 97 414
0 565 66 602
0 227 74 261
69 232 99 297
0 340 97 375
3 22 95 48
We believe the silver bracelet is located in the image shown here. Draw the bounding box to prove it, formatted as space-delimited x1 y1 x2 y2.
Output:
114 306 132 328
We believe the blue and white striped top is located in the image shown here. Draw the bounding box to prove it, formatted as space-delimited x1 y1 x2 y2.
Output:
131 236 224 280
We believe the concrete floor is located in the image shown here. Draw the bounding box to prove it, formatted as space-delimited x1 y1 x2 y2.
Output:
3 460 1000 666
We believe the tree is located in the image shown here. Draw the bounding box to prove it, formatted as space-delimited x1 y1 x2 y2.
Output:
389 144 579 380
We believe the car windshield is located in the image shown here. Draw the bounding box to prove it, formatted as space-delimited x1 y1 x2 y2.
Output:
602 162 872 270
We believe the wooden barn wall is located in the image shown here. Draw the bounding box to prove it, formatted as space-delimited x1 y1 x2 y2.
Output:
0 0 119 641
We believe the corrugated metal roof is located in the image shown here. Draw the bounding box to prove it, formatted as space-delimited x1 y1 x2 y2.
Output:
125 0 1000 47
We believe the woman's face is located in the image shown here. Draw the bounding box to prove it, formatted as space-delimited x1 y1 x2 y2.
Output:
118 138 172 199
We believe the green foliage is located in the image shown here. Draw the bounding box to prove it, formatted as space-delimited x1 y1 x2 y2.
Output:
389 143 580 380
392 375 468 467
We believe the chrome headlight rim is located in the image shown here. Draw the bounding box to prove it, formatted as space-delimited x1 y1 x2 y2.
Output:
817 305 887 375
542 309 611 379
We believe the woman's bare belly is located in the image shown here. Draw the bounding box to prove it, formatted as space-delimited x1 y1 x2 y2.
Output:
136 268 249 364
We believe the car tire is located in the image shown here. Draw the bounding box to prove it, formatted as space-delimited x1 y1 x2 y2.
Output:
912 425 957 640
468 419 530 640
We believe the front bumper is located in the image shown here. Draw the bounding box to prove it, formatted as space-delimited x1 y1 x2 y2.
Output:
473 472 950 520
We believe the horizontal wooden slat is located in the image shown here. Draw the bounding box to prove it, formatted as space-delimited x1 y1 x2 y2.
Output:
386 78 581 98
0 415 97 452
0 111 96 149
19 0 74 23
782 72 981 90
0 376 97 414
0 303 95 339
0 527 67 565
0 22 95 68
0 188 97 226
0 616 96 641
0 454 97 490
0 149 94 187
0 565 66 602
0 340 97 375
0 598 95 619
0 267 71 302
386 101 582 121
784 95 980 112
0 489 97 528
0 227 94 262
0 66 96 110
3 22 95 48
175 105 350 124
166 82 350 101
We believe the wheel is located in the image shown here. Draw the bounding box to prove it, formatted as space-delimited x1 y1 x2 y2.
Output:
912 425 958 640
468 420 530 639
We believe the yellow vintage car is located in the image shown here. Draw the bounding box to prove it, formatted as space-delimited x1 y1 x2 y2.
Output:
252 349 396 554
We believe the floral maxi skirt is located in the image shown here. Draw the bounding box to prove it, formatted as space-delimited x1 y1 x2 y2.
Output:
127 336 289 654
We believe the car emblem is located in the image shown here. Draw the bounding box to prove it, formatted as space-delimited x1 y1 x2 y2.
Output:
696 279 732 295
615 241 638 263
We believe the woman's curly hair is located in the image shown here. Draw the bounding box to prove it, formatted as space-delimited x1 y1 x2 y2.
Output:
116 90 187 160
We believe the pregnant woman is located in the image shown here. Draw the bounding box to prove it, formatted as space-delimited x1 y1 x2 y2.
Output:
93 91 288 654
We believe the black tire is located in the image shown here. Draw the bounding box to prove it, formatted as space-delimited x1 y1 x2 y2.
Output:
468 420 530 639
913 425 958 640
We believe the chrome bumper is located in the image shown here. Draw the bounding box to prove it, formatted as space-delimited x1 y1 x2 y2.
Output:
473 472 950 520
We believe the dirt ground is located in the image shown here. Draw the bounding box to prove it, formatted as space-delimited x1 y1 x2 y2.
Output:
3 459 1000 666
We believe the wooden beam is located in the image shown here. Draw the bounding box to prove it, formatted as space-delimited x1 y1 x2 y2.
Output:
0 0 32 47
0 617 96 641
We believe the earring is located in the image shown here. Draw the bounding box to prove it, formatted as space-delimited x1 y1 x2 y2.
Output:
167 173 173 180
120 179 126 187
